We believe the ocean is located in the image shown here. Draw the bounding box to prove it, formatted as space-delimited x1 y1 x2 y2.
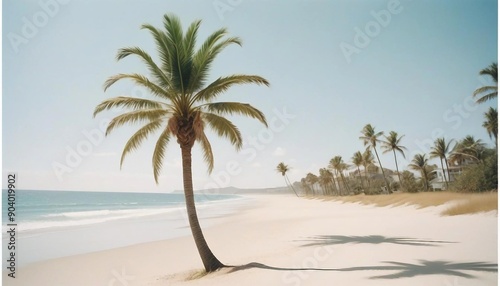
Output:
2 190 249 266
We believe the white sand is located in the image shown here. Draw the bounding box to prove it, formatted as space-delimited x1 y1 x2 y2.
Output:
4 195 497 286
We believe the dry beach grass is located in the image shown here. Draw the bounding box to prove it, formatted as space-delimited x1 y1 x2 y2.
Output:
325 191 498 216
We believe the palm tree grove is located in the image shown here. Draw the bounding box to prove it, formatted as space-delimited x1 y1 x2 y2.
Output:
295 63 497 196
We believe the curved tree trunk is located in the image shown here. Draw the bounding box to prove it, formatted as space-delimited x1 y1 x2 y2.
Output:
392 150 403 191
284 175 299 197
439 158 449 188
373 147 391 194
181 145 224 272
444 157 451 183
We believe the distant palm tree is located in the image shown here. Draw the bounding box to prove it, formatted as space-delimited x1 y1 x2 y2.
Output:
483 107 498 146
300 178 312 195
276 162 299 197
93 14 269 272
473 62 498 104
319 168 337 195
429 138 454 188
450 135 487 164
329 156 350 195
381 131 406 188
409 154 431 191
306 173 319 195
362 148 375 190
352 151 365 191
360 124 391 193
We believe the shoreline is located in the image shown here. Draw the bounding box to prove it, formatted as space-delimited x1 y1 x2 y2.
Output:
3 194 255 268
4 194 497 285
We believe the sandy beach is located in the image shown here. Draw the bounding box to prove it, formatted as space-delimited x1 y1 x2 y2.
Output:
5 194 497 286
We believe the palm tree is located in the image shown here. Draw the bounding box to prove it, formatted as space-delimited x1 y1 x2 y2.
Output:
483 107 498 147
319 168 336 195
329 156 350 195
450 135 487 164
276 162 299 197
93 14 269 272
306 173 319 195
359 124 391 193
351 151 365 191
409 154 430 191
381 131 407 188
362 148 375 190
300 178 312 195
429 138 454 188
473 62 498 104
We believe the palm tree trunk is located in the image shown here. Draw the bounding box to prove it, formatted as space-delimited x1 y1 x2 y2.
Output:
285 175 299 197
364 166 371 191
373 147 391 194
181 145 224 272
341 173 349 194
444 157 451 183
439 158 448 188
392 150 403 190
356 166 364 192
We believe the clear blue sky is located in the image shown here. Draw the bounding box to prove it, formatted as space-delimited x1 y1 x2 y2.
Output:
3 0 498 192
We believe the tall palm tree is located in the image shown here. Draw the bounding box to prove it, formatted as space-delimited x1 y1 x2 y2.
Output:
409 154 430 191
351 151 365 191
483 107 498 147
429 137 454 188
359 124 391 193
473 62 498 104
381 131 407 188
362 148 375 190
276 162 299 197
93 14 269 272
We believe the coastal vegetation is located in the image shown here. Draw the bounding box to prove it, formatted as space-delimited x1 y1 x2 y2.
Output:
294 62 498 197
94 14 269 272
326 192 498 216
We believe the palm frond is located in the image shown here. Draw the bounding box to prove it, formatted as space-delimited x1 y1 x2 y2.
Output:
105 109 168 136
103 73 175 101
93 96 165 117
193 75 269 103
116 47 173 90
162 14 191 94
196 130 214 173
120 119 164 167
202 112 242 150
475 91 498 104
183 19 201 61
152 127 172 184
479 62 498 83
188 29 242 92
201 102 268 127
140 24 172 76
473 85 497 96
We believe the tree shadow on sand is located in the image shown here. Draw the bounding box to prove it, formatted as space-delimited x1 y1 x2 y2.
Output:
228 260 497 279
299 235 455 247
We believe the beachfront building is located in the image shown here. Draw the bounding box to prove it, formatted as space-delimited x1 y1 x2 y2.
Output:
429 166 463 190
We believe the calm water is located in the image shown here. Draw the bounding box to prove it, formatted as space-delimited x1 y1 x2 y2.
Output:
2 190 240 232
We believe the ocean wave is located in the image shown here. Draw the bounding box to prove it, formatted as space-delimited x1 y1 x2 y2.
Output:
19 207 186 232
